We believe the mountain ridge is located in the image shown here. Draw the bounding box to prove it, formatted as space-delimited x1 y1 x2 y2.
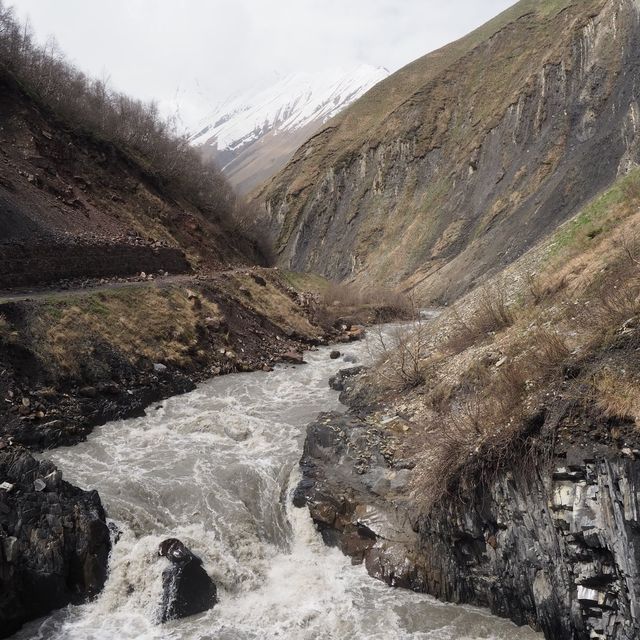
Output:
259 0 639 302
192 65 389 193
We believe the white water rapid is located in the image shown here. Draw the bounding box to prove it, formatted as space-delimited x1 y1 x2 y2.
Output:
16 329 542 640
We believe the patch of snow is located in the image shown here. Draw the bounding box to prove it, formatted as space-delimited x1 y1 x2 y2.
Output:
189 64 389 150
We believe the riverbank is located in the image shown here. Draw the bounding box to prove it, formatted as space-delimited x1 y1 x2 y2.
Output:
0 268 375 450
8 331 540 640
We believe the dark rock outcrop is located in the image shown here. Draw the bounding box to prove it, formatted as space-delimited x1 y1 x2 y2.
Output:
328 366 365 392
158 538 217 623
0 444 111 638
296 412 640 639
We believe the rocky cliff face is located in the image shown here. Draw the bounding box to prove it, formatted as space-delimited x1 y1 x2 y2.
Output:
0 444 111 638
261 0 640 302
295 411 640 639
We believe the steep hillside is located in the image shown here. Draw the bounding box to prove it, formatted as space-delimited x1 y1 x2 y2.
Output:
0 70 256 288
191 66 388 194
294 163 640 639
261 0 640 303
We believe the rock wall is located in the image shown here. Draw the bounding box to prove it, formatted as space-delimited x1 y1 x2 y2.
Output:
0 444 111 638
0 240 191 289
295 412 640 639
262 0 640 302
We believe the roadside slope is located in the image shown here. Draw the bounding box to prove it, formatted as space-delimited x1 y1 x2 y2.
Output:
0 269 328 449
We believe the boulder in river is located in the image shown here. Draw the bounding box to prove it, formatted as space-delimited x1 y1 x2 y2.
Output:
330 350 341 360
281 350 306 365
0 443 111 638
158 538 217 623
328 366 366 392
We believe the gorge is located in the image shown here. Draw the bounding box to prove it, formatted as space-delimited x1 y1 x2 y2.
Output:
2 0 640 638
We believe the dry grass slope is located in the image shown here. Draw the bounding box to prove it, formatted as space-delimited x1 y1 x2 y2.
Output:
363 168 640 509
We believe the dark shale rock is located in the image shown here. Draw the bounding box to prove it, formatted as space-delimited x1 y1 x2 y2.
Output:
328 366 365 392
296 412 640 640
158 538 217 623
0 444 111 638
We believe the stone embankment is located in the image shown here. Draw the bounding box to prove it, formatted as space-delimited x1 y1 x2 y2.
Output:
0 236 191 290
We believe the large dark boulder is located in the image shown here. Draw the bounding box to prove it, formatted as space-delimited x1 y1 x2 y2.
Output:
0 442 111 638
328 366 365 392
158 538 217 623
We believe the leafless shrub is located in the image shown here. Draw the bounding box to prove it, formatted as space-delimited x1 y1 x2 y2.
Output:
371 315 430 390
445 283 514 354
413 368 537 509
530 328 571 371
412 329 572 509
0 3 248 229
314 282 413 328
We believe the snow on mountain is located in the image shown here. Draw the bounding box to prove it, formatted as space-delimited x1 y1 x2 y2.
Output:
190 64 389 153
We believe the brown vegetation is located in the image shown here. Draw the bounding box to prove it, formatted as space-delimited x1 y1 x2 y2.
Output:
371 317 431 390
0 1 267 254
365 170 640 510
444 282 514 354
593 369 640 423
312 281 413 329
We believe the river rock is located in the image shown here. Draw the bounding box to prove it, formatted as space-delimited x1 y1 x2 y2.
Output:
158 538 217 623
281 350 306 365
0 444 111 638
330 350 341 360
328 366 365 392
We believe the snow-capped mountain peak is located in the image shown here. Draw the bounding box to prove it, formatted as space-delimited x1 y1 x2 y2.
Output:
190 64 389 152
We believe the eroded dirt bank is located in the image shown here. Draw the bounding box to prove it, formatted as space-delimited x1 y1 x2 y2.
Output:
0 268 358 450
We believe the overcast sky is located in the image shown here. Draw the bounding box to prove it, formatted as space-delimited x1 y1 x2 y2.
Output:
8 0 515 129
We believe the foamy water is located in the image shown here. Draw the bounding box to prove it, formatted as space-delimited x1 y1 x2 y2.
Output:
16 328 542 640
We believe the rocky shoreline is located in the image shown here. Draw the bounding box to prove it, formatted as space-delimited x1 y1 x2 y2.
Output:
295 370 640 640
0 444 111 638
0 271 367 450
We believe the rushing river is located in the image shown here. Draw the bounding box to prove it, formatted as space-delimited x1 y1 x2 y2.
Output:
16 329 542 640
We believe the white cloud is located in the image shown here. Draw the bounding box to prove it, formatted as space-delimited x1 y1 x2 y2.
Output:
7 0 516 127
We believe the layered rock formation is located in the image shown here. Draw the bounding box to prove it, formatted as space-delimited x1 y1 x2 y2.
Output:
0 444 111 638
261 0 640 302
296 410 640 639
